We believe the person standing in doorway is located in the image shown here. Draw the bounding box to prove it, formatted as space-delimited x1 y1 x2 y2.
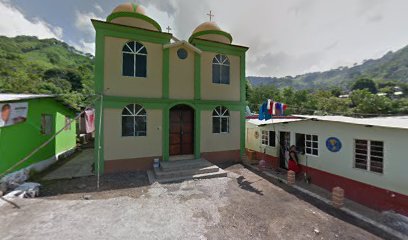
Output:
288 145 300 174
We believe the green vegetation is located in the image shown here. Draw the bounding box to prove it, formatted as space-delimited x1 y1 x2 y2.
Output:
247 80 408 116
247 43 408 116
1 35 407 116
351 78 377 94
0 36 94 109
248 45 408 90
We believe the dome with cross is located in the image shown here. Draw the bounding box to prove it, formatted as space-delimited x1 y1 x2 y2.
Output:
190 21 233 44
106 3 162 32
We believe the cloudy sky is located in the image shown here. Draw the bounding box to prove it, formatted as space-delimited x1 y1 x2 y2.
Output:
1 0 408 77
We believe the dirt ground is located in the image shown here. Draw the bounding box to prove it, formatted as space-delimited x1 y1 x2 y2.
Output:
0 164 396 240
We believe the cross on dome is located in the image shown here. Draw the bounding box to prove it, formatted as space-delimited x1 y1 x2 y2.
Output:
207 10 214 22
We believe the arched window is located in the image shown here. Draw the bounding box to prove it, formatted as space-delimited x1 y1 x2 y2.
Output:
212 54 230 84
212 106 230 133
122 41 147 77
122 104 146 136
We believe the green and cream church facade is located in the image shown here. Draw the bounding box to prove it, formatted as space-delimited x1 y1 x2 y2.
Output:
92 3 248 173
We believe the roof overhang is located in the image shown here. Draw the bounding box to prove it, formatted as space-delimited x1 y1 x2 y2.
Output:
0 94 55 103
247 118 306 126
163 40 202 54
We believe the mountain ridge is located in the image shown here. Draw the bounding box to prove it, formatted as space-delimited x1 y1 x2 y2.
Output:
248 44 408 90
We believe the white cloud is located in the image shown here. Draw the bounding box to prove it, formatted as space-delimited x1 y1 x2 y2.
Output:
0 0 62 39
135 0 408 77
73 8 103 55
70 39 94 55
74 10 99 36
95 4 104 14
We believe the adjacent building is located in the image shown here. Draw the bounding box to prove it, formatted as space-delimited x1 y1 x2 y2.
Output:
0 94 76 175
92 3 248 173
246 115 408 215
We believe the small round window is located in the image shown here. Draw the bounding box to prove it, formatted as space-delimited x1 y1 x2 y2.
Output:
177 48 188 60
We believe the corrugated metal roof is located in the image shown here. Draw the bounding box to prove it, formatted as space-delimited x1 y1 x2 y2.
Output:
0 94 54 102
294 115 408 130
247 118 305 126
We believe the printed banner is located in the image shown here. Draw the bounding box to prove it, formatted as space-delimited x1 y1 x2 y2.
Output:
0 102 28 128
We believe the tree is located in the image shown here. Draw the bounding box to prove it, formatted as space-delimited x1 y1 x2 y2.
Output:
351 78 378 94
247 85 281 113
245 79 252 101
330 87 342 97
350 90 392 115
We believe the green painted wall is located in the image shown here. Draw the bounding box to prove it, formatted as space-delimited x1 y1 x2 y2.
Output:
92 18 248 173
0 98 76 175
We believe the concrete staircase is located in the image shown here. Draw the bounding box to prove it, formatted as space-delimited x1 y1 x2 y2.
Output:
149 158 227 184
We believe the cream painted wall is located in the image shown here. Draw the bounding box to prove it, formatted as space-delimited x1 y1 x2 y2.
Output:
111 17 158 31
200 52 240 101
169 47 194 99
104 108 162 160
201 110 240 152
246 120 408 195
104 36 163 98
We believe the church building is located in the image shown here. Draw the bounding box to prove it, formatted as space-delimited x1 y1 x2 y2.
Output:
92 3 248 173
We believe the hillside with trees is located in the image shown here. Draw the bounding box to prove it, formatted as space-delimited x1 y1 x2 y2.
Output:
0 36 94 109
247 80 408 116
1 35 407 116
248 44 408 90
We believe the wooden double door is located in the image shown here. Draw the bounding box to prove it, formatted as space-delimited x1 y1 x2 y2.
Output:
169 105 194 156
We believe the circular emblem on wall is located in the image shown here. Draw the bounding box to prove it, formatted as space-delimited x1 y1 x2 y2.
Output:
326 137 342 152
177 48 188 60
254 131 259 139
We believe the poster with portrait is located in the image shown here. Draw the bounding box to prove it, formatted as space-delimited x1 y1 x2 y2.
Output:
0 102 28 128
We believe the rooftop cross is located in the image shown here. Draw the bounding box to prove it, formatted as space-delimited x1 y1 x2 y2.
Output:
166 26 172 33
207 10 214 22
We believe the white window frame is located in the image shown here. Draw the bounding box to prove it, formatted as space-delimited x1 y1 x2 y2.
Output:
212 54 230 84
261 130 276 147
122 41 147 78
353 139 384 174
305 134 319 156
122 104 147 137
212 106 230 134
261 130 269 146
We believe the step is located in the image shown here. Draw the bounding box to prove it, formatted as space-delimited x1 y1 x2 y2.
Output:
160 159 213 172
155 169 228 184
154 165 220 179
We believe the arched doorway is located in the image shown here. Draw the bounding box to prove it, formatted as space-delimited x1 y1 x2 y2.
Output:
169 104 194 157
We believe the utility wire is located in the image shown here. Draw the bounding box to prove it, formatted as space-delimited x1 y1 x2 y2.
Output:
0 94 101 180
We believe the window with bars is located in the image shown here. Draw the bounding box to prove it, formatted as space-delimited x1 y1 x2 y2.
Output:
122 104 147 137
212 54 230 84
354 139 384 174
261 130 276 147
122 41 147 77
305 134 319 156
212 106 229 133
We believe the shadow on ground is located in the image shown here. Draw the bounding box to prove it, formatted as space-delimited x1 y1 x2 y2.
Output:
241 165 400 240
236 176 263 196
